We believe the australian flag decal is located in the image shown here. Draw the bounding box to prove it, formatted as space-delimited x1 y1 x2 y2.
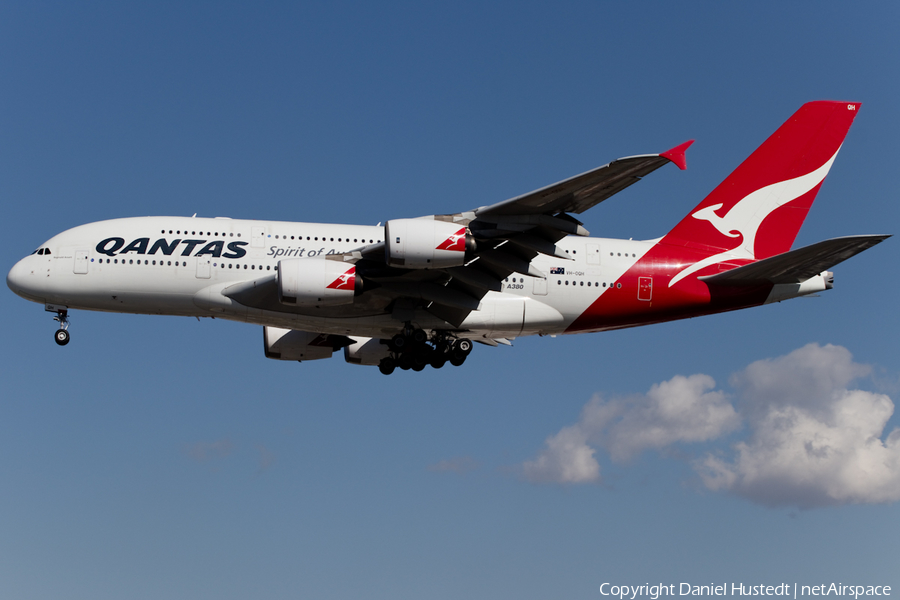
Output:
550 267 565 275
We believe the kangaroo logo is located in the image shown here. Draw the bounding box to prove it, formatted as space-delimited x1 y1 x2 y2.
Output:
669 147 841 287
327 266 356 290
436 228 467 252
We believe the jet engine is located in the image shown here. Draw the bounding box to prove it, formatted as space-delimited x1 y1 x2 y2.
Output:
263 327 352 361
385 218 473 269
277 258 360 306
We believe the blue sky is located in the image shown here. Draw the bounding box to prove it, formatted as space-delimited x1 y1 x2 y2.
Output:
1 3 899 599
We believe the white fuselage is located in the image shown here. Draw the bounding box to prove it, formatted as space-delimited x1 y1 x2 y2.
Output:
8 216 652 340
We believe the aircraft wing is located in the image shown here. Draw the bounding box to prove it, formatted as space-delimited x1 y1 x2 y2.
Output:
348 140 693 326
474 140 693 217
226 142 694 329
700 234 891 285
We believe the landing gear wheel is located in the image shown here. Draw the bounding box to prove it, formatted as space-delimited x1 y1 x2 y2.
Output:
391 333 407 352
430 356 446 369
454 339 473 355
398 353 414 370
54 329 70 346
52 309 70 346
412 329 428 345
412 352 428 371
378 357 395 375
449 354 466 367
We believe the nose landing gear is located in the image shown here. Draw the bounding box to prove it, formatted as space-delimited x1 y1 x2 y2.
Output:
52 309 70 346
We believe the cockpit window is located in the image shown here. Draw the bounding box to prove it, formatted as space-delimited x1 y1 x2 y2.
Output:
36 248 51 255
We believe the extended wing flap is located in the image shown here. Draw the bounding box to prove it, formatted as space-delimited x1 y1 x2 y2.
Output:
701 234 890 286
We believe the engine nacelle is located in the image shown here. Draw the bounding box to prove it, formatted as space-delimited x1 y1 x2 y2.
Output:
263 327 344 361
278 258 359 306
343 337 393 366
385 218 471 269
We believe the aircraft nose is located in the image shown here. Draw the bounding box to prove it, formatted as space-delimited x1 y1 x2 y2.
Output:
7 257 39 300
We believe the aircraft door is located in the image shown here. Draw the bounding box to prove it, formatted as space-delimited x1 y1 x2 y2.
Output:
74 251 89 274
533 277 547 296
638 277 652 301
251 226 266 249
586 243 600 265
196 257 211 279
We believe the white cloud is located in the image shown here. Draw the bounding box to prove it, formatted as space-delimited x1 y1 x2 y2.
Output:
522 425 599 484
601 374 740 462
521 374 739 484
729 343 871 420
521 343 900 507
696 344 900 508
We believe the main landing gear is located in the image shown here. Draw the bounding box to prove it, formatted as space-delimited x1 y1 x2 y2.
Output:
377 328 473 375
53 309 70 346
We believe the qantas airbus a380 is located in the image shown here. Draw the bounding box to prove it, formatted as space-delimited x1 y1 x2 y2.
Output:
7 101 890 374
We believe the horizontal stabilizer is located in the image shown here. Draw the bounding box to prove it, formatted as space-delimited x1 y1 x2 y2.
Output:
700 234 890 286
